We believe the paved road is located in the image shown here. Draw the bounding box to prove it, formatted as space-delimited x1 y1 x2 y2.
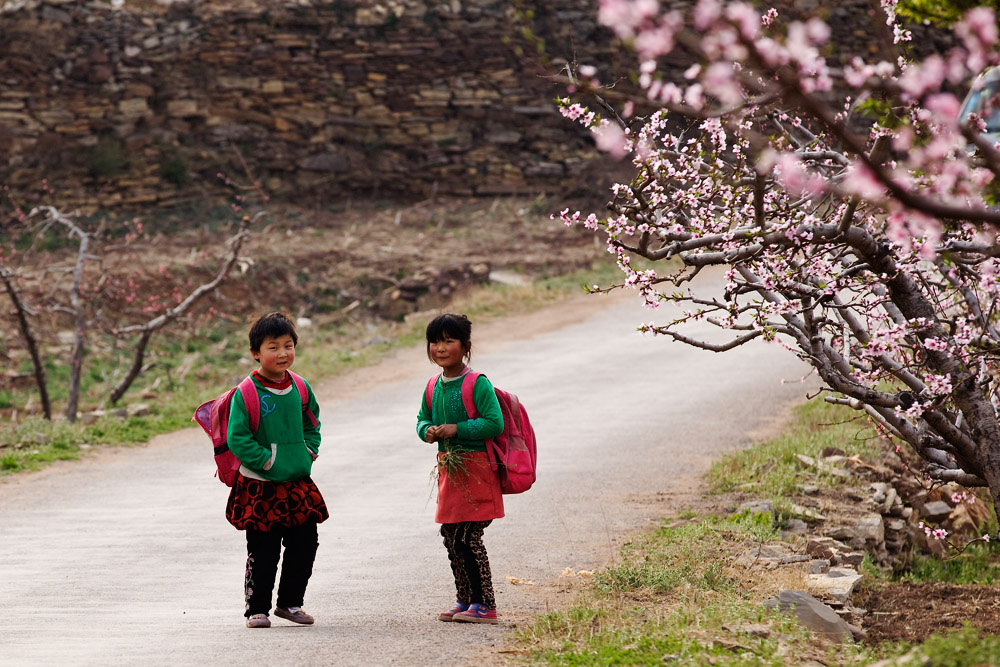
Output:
1 280 814 666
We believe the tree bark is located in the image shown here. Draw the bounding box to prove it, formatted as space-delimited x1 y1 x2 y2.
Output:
0 264 52 420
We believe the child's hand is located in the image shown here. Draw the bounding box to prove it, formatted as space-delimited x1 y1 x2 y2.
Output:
435 424 458 439
309 449 319 461
424 428 438 443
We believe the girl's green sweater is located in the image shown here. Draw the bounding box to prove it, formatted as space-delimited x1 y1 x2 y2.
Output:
416 371 503 452
227 374 321 482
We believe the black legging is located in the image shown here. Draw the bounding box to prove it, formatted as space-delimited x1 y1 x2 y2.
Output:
244 521 318 617
440 520 495 609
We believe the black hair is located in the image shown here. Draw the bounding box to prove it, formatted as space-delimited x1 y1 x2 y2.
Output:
249 312 298 352
425 313 472 363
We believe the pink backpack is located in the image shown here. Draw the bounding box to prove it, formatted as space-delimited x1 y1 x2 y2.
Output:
193 371 317 486
424 371 536 494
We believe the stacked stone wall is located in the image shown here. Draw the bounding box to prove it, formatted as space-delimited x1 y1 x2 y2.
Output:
0 0 952 211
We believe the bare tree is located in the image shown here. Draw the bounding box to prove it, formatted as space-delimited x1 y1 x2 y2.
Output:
0 262 51 420
108 214 254 404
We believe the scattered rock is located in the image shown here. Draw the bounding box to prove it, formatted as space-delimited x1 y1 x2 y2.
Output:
127 403 151 417
920 500 952 522
737 499 774 516
806 566 864 604
763 590 856 642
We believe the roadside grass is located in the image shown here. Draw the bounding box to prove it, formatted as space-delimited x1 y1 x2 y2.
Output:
510 397 1000 665
514 510 880 665
706 397 874 500
0 261 623 475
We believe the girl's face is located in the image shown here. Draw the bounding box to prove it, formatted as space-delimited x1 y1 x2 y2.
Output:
429 336 467 376
254 334 295 382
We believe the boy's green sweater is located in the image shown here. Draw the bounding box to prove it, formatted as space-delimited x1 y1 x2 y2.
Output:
416 371 503 452
227 374 321 482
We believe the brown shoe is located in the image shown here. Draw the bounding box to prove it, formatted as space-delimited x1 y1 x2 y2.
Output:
275 607 315 625
246 613 271 628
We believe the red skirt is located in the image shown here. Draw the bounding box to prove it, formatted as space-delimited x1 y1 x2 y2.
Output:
226 475 329 531
435 450 504 524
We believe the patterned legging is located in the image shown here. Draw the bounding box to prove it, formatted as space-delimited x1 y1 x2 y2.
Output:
440 520 494 609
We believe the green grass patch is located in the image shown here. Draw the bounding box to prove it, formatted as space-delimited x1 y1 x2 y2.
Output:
898 542 1000 585
513 511 880 666
706 397 875 499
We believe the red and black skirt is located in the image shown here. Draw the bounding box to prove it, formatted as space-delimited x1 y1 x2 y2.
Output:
226 474 329 531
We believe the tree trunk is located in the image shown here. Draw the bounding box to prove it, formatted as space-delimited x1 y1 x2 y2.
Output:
0 266 52 420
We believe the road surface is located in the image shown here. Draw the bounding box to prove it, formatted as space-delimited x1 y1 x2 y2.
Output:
1 280 814 665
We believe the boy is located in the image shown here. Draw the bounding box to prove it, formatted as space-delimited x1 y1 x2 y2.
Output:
225 311 328 628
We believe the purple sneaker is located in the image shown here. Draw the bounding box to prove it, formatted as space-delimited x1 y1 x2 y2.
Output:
452 603 498 624
438 600 470 622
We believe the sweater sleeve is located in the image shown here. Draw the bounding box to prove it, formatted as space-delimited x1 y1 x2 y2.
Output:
456 375 503 440
226 390 272 470
303 380 321 454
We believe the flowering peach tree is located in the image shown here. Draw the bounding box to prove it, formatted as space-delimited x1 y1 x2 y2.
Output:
558 0 1000 520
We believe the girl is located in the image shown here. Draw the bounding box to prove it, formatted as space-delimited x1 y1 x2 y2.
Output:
226 312 328 628
416 313 504 624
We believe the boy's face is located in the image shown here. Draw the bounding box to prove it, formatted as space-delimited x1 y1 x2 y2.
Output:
253 334 295 382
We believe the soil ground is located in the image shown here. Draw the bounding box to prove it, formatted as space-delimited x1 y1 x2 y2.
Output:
856 582 1000 644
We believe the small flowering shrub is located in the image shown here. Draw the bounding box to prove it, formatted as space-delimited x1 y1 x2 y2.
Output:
558 1 1000 523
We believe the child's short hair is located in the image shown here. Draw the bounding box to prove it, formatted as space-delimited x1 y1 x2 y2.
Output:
426 313 472 362
249 312 298 352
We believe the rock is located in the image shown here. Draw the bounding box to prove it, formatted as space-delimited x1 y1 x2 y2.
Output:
787 503 826 522
781 518 809 537
166 100 199 117
737 499 774 517
489 269 530 286
297 152 351 172
796 453 816 468
763 590 855 642
127 403 151 417
734 543 795 569
825 513 884 550
806 567 863 604
79 409 106 425
808 559 830 574
920 500 953 522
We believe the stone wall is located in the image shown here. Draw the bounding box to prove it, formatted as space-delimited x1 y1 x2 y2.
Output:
0 0 624 211
0 0 952 212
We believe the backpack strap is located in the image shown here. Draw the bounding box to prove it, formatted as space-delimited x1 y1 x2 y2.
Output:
425 374 441 411
460 371 481 418
237 376 260 433
288 370 319 428
460 371 502 472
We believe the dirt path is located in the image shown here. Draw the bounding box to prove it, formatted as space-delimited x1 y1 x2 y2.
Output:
1 279 815 666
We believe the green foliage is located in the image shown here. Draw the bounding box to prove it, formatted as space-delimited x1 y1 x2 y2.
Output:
899 542 1000 585
898 0 1000 26
879 625 1000 665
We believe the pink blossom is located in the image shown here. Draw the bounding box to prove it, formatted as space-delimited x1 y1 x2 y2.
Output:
898 56 946 99
842 162 886 200
724 2 761 41
693 0 722 30
704 62 743 105
592 122 630 159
